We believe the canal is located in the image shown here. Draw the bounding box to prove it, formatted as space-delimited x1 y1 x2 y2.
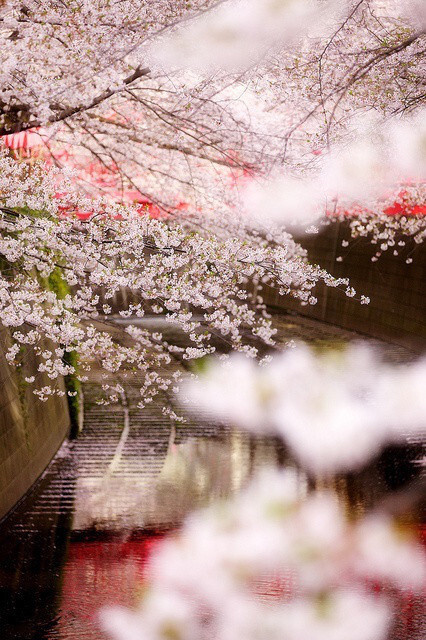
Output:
0 314 424 640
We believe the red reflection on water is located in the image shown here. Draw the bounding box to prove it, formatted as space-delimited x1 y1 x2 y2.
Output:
57 531 169 639
55 523 425 640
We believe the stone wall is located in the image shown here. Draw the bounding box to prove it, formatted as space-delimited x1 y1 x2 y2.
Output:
262 221 426 350
0 329 70 521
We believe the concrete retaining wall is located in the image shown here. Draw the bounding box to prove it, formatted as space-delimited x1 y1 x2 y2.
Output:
0 329 70 521
262 221 426 350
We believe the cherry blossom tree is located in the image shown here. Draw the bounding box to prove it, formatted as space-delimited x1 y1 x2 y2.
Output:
0 0 424 214
1 3 425 640
0 0 424 399
1 149 356 405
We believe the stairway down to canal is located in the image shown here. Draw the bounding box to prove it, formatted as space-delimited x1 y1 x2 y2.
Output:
0 313 424 640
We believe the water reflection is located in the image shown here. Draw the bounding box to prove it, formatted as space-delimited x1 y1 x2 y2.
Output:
0 311 424 639
71 420 287 533
0 404 290 639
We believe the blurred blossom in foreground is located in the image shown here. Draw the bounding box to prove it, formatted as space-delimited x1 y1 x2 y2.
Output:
150 0 344 73
320 134 392 204
100 469 425 640
389 110 426 180
242 174 323 229
318 112 426 206
404 0 426 29
242 112 426 230
180 344 426 474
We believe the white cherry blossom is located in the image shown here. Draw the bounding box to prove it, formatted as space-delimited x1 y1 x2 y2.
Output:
181 344 426 474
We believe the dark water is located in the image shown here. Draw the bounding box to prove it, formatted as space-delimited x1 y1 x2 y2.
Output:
0 315 425 640
0 390 287 640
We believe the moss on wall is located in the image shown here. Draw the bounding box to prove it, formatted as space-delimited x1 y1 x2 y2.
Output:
46 268 81 437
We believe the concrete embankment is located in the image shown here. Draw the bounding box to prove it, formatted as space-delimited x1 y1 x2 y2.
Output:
0 329 70 521
262 221 426 350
